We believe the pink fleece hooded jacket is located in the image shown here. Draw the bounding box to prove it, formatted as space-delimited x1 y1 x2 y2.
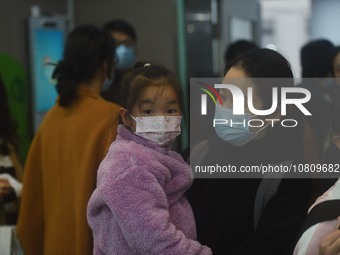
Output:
87 125 212 255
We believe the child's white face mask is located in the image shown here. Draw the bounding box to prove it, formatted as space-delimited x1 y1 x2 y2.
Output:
130 115 182 145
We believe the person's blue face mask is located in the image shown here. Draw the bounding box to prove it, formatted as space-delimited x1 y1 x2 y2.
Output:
115 45 135 71
214 104 267 147
101 74 114 92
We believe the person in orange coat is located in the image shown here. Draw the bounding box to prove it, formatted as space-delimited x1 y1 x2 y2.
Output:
16 25 120 255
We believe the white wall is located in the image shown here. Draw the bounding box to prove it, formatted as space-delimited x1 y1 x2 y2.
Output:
260 0 311 78
311 0 340 45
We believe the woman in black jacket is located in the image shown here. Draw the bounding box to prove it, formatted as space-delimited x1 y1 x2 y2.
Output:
187 48 312 255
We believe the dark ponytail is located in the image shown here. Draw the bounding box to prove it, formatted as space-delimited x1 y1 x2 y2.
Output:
53 25 115 107
53 61 77 107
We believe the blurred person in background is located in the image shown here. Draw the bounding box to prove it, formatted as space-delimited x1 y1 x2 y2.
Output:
299 39 335 156
318 79 340 194
0 75 23 225
17 25 120 255
332 46 340 87
101 19 137 105
293 84 340 255
224 39 258 69
312 46 340 196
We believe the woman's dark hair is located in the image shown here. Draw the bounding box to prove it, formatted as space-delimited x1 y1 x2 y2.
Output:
0 76 18 153
103 19 137 42
225 48 294 109
225 48 303 140
53 25 115 107
121 61 184 120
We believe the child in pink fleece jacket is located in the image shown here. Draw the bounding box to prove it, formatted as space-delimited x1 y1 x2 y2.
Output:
87 62 212 255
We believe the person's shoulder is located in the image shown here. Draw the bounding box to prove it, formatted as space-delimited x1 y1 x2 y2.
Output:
104 100 121 114
81 99 121 124
92 98 120 113
35 105 59 128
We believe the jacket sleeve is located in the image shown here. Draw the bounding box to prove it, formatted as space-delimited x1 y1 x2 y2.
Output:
16 132 44 255
231 178 311 255
99 162 212 255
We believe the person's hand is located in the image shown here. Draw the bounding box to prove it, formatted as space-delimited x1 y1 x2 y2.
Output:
0 178 11 197
320 217 340 255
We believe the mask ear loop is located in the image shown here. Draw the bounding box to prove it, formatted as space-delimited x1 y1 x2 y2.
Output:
127 112 137 133
247 113 264 135
129 114 136 121
122 108 136 133
252 124 268 135
250 108 282 135
249 114 275 135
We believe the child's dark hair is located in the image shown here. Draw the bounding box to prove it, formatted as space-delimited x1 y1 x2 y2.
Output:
53 24 115 107
121 61 184 117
